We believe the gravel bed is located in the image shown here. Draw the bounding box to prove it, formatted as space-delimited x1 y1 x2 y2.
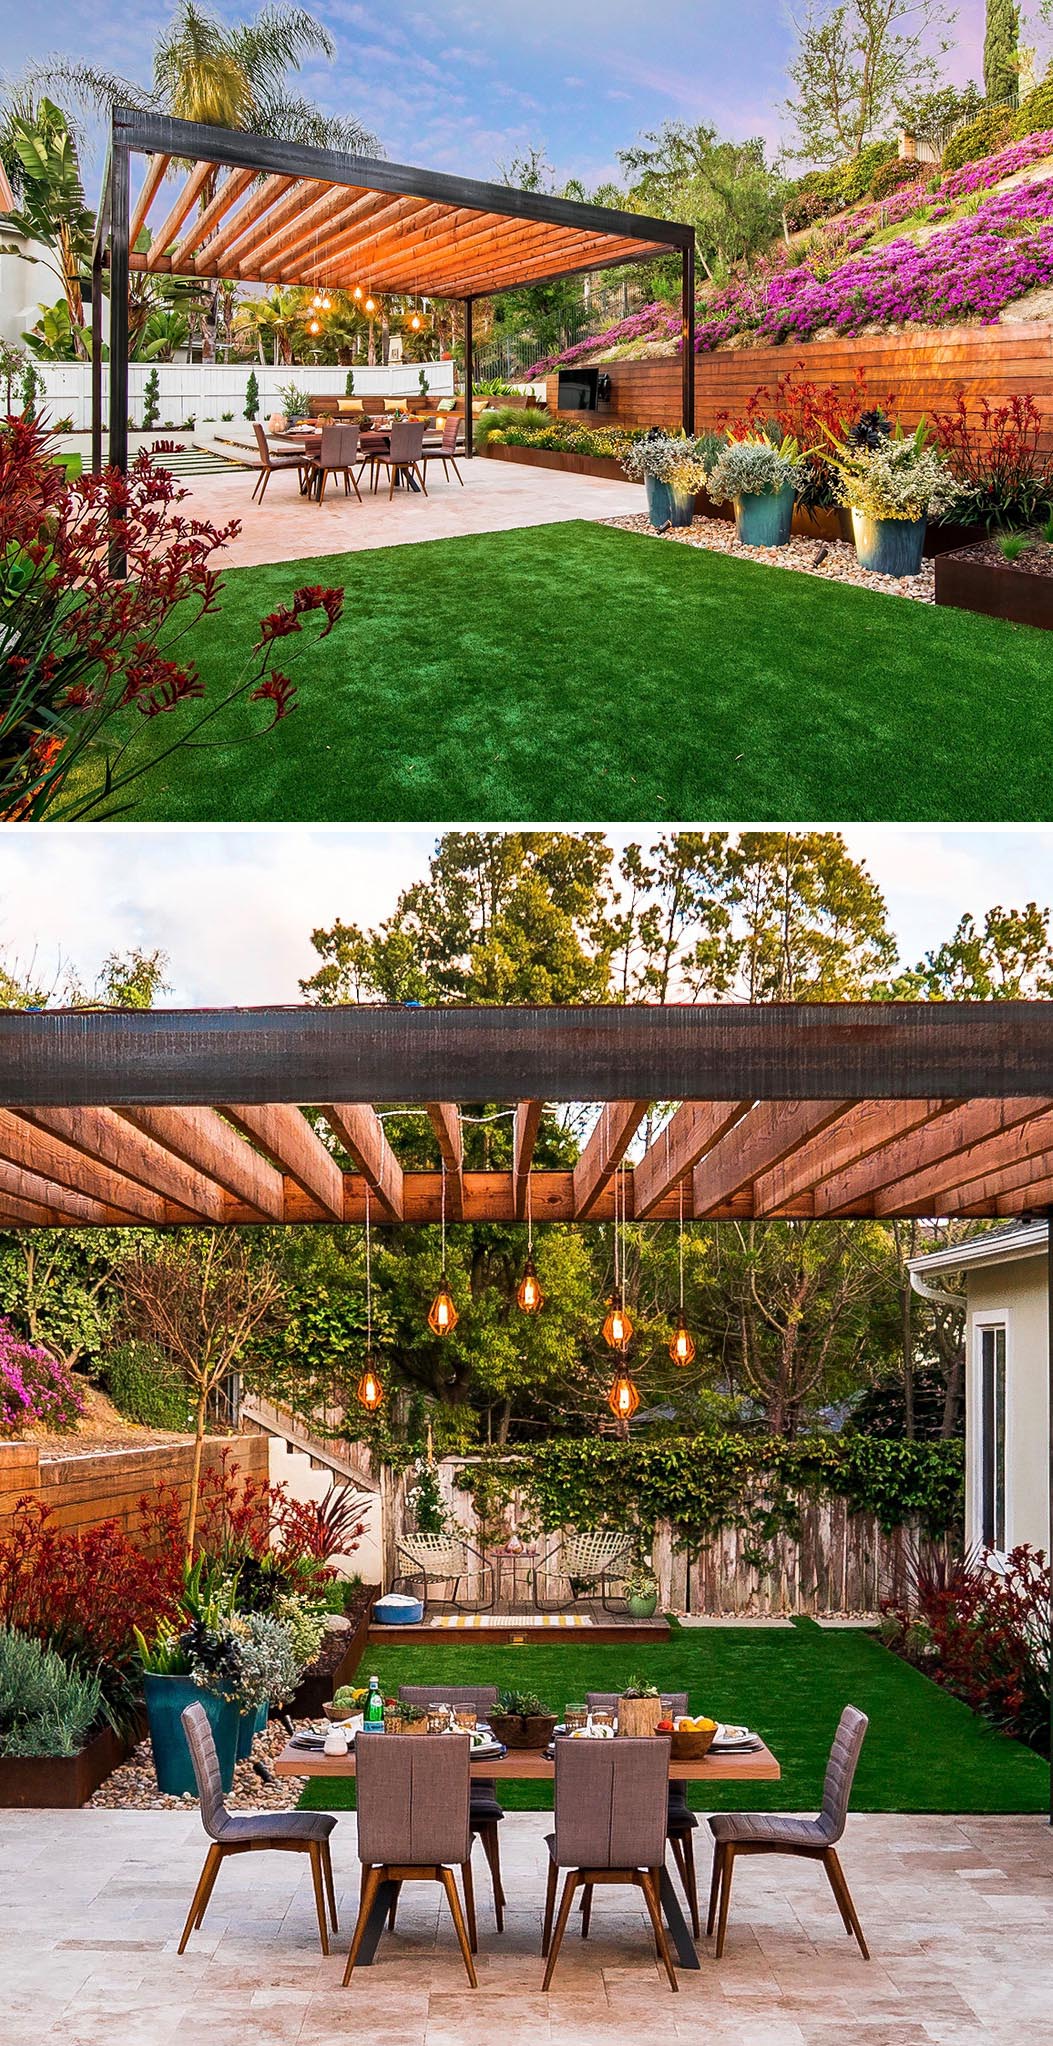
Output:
87 1716 316 1812
602 511 936 602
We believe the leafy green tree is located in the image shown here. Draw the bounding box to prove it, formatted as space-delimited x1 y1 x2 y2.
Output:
0 99 94 357
984 0 1020 100
890 902 1053 999
785 0 954 160
619 124 788 280
30 2 379 153
0 1229 131 1371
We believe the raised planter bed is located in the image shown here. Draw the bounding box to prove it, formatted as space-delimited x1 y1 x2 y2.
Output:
0 1722 132 1809
287 1584 377 1717
935 536 1053 631
483 441 629 483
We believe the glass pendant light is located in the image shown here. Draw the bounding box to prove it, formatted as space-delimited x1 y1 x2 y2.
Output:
428 1160 459 1336
607 1372 640 1422
307 317 321 335
602 1163 633 1349
516 1169 544 1312
364 293 376 314
356 1188 384 1410
353 284 363 302
669 1182 696 1366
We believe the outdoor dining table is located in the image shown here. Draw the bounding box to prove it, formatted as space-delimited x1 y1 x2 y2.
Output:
270 422 436 496
274 1735 781 1970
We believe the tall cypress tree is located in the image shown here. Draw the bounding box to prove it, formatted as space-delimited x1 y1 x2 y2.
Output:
984 0 1020 102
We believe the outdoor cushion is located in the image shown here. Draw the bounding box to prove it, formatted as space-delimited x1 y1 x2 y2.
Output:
468 1795 505 1824
338 398 363 412
374 1592 424 1624
218 1809 337 1845
437 396 457 411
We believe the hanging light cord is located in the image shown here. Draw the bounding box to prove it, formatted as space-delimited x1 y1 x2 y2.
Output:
365 1185 372 1350
678 1180 685 1314
526 1166 533 1258
440 1158 447 1271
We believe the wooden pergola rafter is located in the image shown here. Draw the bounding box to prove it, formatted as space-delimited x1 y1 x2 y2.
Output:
91 108 697 482
2 1003 1053 1230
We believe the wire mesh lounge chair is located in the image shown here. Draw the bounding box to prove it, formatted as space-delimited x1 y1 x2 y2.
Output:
531 1529 634 1612
395 1530 495 1612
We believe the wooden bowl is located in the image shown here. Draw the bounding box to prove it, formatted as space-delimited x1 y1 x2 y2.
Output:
669 1725 717 1760
323 1701 354 1723
489 1712 558 1751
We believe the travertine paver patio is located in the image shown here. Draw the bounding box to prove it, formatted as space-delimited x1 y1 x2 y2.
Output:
0 1809 1049 2045
156 454 643 570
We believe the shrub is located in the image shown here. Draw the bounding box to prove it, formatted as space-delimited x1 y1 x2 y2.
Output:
885 1544 1050 1753
106 1341 190 1430
0 1317 84 1434
869 157 928 202
0 1625 102 1757
244 370 260 420
142 367 160 431
825 423 957 519
1009 79 1053 141
839 140 899 206
707 436 802 503
941 107 1014 173
621 431 710 489
931 388 1053 530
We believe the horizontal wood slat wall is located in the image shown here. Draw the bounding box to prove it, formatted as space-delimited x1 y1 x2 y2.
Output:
0 1435 268 1544
547 320 1053 450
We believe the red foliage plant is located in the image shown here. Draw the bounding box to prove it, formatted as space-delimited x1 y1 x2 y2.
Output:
716 364 899 515
0 1493 184 1674
889 1543 1050 1754
930 387 1053 529
0 415 344 820
192 1448 364 1576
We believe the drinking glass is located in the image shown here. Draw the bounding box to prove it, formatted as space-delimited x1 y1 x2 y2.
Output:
590 1707 615 1733
453 1705 477 1731
427 1703 450 1735
564 1702 588 1733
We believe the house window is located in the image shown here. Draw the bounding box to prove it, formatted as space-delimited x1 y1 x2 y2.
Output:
977 1323 1007 1554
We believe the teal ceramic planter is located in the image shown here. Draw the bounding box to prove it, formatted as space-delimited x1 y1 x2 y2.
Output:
733 484 794 548
645 475 696 531
143 1675 238 1797
852 510 927 577
236 1699 269 1761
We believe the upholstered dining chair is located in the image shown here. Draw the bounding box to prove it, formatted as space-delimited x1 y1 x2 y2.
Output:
707 1704 870 1960
586 1691 699 1936
421 414 464 486
398 1684 505 1929
542 1736 678 1992
251 421 310 503
370 419 428 499
309 423 363 503
344 1733 477 1987
178 1702 338 1955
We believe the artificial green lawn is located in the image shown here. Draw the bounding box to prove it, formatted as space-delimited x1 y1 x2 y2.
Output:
112 521 1053 822
297 1619 1049 1815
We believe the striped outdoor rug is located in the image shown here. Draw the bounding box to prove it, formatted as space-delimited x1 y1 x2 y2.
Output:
146 446 251 475
427 1613 595 1629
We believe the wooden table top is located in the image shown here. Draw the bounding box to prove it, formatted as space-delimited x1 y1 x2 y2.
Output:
274 1738 780 1783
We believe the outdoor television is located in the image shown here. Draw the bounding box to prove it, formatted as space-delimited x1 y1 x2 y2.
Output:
557 366 599 411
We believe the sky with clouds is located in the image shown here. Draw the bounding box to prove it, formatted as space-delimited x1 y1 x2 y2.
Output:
7 0 990 185
2 826 1052 1006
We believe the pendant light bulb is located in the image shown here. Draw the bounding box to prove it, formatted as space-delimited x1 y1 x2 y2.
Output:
602 1285 633 1352
607 1373 640 1422
307 317 321 335
365 294 376 314
669 1314 695 1367
428 1278 458 1336
516 1256 543 1313
357 1359 384 1411
353 284 363 302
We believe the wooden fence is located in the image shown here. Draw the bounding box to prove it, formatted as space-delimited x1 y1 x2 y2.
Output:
385 1456 945 1617
0 1435 269 1549
545 320 1053 452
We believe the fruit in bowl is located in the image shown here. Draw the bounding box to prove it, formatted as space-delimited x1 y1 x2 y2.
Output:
676 1715 717 1733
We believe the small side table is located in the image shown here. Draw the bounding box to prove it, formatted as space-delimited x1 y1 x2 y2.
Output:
490 1543 538 1609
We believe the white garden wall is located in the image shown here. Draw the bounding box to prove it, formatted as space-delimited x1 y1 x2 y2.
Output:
32 360 455 433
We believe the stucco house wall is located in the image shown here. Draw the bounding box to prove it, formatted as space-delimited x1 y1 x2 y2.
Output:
965 1251 1049 1555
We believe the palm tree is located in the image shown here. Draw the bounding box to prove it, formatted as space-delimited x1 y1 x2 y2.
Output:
28 2 379 153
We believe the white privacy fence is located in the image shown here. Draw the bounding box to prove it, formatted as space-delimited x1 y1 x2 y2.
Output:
33 360 455 433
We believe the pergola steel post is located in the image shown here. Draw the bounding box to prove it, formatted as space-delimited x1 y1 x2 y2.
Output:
91 237 104 474
464 296 474 457
681 240 695 435
107 126 130 576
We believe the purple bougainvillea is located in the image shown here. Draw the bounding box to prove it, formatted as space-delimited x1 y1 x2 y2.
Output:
526 131 1053 378
0 1317 84 1434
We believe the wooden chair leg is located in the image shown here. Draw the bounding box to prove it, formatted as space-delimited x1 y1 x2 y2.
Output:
477 1824 504 1929
580 1881 592 1938
258 468 269 502
388 466 397 500
440 1866 478 1988
349 467 362 501
387 1879 402 1930
823 1849 870 1960
639 1869 679 1992
541 1870 578 1990
308 1839 329 1955
322 1838 339 1932
318 469 328 503
461 1857 477 1953
714 1844 735 1959
343 1866 383 1984
451 457 463 484
541 1857 558 1957
179 1842 223 1952
679 1830 701 1939
707 1841 725 1937
414 464 427 496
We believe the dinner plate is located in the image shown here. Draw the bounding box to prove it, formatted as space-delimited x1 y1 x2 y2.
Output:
709 1726 763 1752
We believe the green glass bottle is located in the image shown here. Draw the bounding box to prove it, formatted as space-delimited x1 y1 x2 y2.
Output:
364 1675 385 1730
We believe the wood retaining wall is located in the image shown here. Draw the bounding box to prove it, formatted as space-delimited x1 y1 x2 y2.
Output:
546 321 1053 450
0 1435 269 1546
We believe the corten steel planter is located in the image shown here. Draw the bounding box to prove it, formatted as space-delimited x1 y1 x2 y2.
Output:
935 546 1053 632
0 1722 131 1809
733 484 795 549
483 441 628 483
851 510 927 577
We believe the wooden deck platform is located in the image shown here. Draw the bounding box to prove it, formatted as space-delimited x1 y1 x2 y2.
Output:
368 1603 670 1647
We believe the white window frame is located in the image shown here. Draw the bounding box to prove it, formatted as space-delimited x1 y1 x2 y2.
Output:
969 1307 1012 1566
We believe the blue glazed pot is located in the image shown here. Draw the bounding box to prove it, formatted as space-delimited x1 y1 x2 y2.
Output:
734 484 795 548
852 510 927 577
236 1698 269 1760
143 1675 239 1797
645 475 696 531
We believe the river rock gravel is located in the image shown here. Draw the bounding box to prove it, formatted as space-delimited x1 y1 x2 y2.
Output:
602 510 936 602
87 1716 316 1812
